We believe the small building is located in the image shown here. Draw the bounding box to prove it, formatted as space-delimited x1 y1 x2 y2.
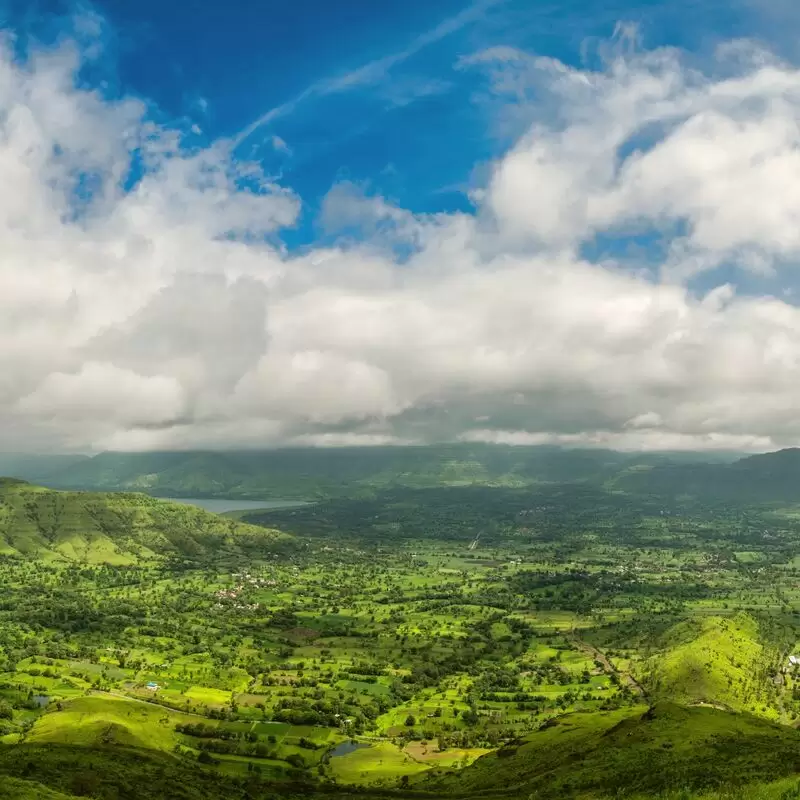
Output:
789 656 800 667
145 682 159 691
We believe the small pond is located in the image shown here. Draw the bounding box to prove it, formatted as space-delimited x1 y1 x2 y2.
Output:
32 695 49 708
329 741 370 758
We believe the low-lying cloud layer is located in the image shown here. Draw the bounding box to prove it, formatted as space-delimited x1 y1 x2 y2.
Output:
5 29 800 453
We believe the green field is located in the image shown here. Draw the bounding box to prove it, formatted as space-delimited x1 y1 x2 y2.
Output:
328 741 429 783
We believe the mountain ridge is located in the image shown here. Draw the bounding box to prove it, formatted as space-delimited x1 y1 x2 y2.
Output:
0 480 291 563
0 444 744 500
618 446 800 502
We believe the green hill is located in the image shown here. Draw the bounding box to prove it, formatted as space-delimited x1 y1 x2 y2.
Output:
635 613 783 716
0 742 268 800
25 696 205 751
422 703 800 798
2 778 81 800
0 480 291 563
9 699 800 800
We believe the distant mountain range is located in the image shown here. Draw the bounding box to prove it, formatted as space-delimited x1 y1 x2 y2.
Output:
4 443 800 504
0 453 91 484
613 447 800 503
0 445 732 499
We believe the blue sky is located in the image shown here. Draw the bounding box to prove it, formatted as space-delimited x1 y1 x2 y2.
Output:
6 0 800 453
2 0 783 248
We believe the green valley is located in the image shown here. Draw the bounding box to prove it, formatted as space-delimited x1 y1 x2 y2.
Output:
5 448 800 798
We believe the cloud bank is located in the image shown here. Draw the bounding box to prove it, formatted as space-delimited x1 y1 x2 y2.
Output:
5 27 800 453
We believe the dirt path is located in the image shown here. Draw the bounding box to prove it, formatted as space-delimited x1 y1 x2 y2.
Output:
568 633 647 699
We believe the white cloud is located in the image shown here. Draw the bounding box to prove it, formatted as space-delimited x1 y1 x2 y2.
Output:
8 29 800 453
458 428 775 453
271 135 292 155
472 42 800 273
17 363 185 429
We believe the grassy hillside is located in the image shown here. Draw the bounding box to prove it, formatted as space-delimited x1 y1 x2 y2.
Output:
0 742 274 800
422 703 800 798
0 479 291 563
10 697 800 799
1 695 355 799
2 778 81 800
24 695 198 750
635 613 783 716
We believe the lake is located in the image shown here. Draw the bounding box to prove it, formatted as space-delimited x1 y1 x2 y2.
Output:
158 497 311 514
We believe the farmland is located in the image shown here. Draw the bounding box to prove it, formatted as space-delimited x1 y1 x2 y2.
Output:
6 460 800 797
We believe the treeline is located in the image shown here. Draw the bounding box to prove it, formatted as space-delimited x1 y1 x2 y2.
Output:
175 722 319 766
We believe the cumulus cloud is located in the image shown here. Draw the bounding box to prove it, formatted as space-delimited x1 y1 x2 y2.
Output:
6 25 800 453
17 363 185 428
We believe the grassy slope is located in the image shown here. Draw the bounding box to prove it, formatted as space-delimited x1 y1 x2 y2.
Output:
0 743 258 800
636 613 780 715
24 695 198 751
327 741 430 784
3 696 328 800
0 479 291 563
423 703 800 798
639 780 800 800
2 778 80 800
10 688 800 798
38 698 800 799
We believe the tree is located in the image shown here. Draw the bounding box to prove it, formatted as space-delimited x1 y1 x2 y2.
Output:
404 714 416 727
461 709 480 726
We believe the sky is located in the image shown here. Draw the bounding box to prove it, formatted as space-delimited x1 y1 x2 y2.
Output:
5 0 800 453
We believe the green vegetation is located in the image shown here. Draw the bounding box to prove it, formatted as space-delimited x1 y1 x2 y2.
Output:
20 444 712 499
0 479 290 563
22 443 800 505
424 703 800 798
7 445 800 797
637 613 779 713
25 695 196 750
615 447 800 503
